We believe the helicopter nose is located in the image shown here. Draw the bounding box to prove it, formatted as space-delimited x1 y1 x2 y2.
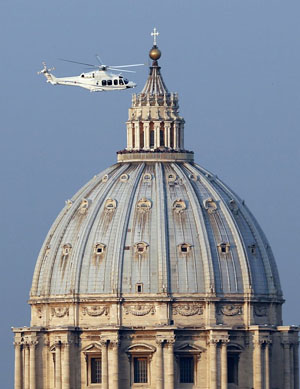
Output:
127 82 136 89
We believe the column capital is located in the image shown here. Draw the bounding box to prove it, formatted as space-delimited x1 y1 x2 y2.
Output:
165 335 176 345
109 339 120 350
155 336 165 345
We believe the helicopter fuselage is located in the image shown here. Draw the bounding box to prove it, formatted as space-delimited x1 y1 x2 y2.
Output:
43 69 136 92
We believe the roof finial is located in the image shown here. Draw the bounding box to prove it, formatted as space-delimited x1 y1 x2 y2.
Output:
151 27 159 46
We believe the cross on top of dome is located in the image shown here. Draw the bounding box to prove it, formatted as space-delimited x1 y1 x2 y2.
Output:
151 27 159 46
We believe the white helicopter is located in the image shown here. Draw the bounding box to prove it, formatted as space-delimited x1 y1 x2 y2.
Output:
38 55 144 92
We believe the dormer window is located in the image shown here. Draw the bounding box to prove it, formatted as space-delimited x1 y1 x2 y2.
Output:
120 174 129 182
173 199 186 214
218 243 230 255
94 243 106 256
134 242 149 254
143 173 152 182
104 199 117 212
178 243 192 254
167 173 177 182
136 283 143 293
137 198 152 213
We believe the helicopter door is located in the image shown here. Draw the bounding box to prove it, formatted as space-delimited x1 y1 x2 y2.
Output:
119 79 124 85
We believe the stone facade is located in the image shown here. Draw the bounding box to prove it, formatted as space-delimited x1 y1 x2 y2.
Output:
13 34 299 389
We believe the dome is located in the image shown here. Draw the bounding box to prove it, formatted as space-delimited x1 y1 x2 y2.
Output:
31 160 282 299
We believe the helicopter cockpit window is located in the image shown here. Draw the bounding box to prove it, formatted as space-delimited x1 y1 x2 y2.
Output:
114 79 118 85
119 79 124 85
107 80 112 86
124 79 129 85
102 80 107 86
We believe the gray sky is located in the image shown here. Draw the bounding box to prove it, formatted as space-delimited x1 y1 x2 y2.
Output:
1 0 299 384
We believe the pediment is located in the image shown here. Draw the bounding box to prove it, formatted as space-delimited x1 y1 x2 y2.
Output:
175 343 204 354
126 343 156 354
81 343 102 353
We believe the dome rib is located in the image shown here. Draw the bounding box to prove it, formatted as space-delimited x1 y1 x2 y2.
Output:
172 163 215 294
74 163 130 295
210 172 281 296
190 164 252 294
155 163 170 293
112 163 145 294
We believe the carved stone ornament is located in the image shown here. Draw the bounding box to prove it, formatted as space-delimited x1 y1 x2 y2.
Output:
82 305 109 317
203 197 218 214
79 198 90 215
254 304 268 317
104 198 117 212
173 199 187 214
219 304 242 316
173 303 204 316
124 304 155 316
229 199 239 214
137 198 152 213
36 306 43 319
51 307 69 318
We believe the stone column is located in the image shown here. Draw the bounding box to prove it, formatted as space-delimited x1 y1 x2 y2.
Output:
210 340 218 389
126 123 133 150
110 340 119 389
294 342 299 389
134 122 140 150
62 342 70 389
165 122 171 148
144 122 150 150
101 340 108 389
283 342 291 389
55 343 62 389
29 341 37 389
165 337 175 389
14 341 22 389
156 338 164 389
253 339 262 389
24 344 30 389
173 123 179 150
221 340 228 389
264 342 270 389
180 123 184 149
154 122 161 148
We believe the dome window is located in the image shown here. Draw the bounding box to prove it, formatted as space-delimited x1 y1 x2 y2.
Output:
203 198 217 214
143 173 152 182
173 199 186 214
218 243 230 255
104 199 117 212
120 173 129 182
137 198 152 213
178 243 192 254
102 174 109 183
79 198 90 215
134 242 149 254
136 283 143 293
62 244 72 256
167 173 177 182
94 243 106 256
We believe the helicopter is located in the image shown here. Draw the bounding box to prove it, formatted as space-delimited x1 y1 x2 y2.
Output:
38 55 144 92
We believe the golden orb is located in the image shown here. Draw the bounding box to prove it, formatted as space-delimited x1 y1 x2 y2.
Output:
149 47 161 60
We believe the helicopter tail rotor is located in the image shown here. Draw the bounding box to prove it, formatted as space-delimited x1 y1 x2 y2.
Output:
37 62 55 75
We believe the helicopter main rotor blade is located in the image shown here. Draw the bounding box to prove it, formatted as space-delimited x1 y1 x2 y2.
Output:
58 58 97 67
109 63 145 68
108 67 136 73
95 54 104 65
